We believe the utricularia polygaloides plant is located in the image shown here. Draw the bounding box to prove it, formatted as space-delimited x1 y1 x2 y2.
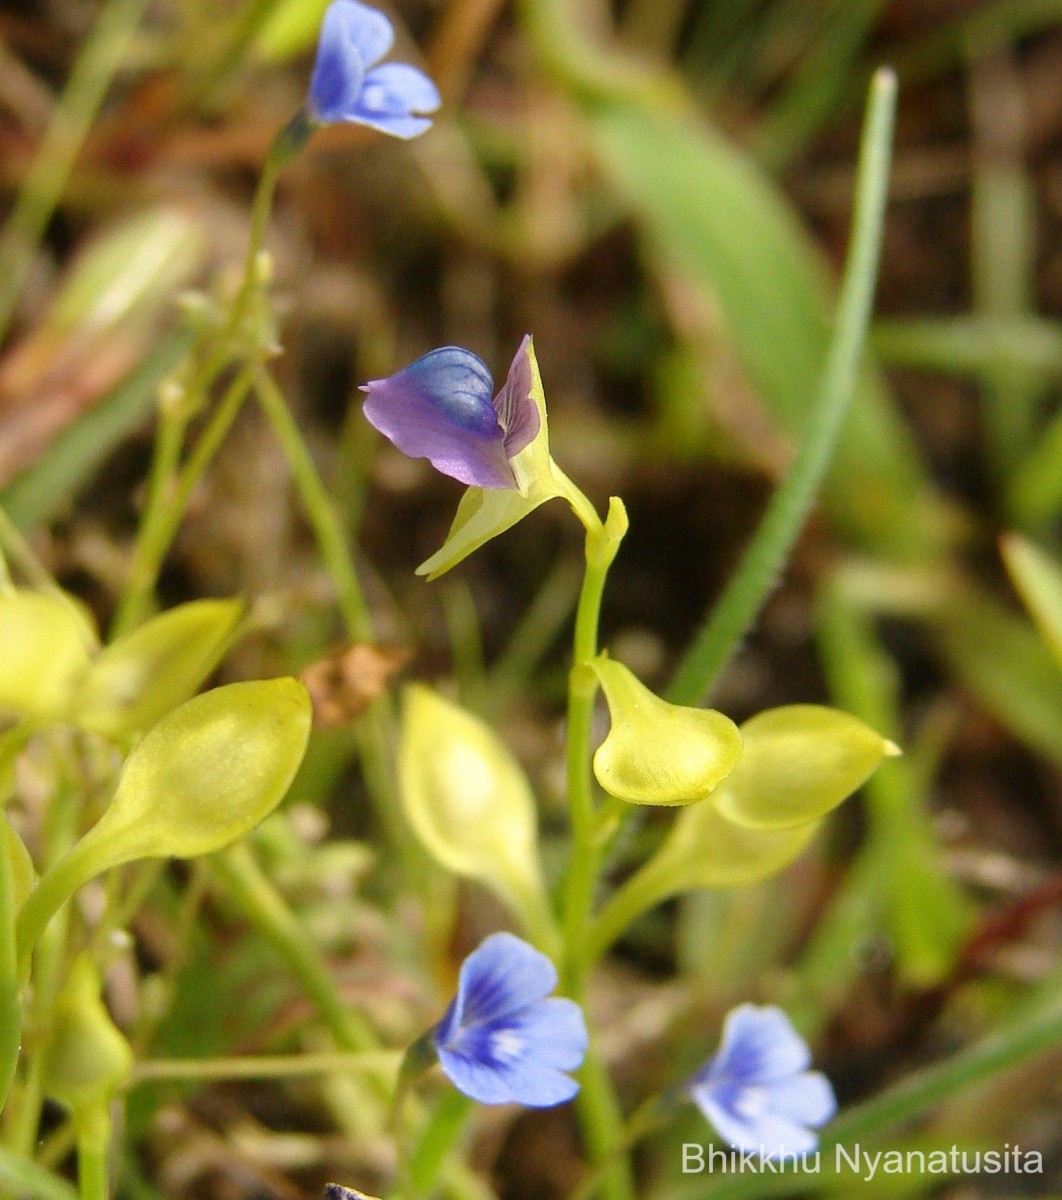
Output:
0 5 913 1199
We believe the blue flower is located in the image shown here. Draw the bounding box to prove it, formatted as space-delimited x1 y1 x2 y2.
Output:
689 1005 836 1158
308 1 440 139
361 336 540 488
432 932 588 1106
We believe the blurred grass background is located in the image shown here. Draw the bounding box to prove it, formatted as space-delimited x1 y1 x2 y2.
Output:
3 0 1062 1196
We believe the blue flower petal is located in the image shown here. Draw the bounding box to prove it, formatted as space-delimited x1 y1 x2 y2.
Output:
764 1072 837 1126
436 998 586 1106
308 2 369 121
334 0 394 69
307 2 438 138
699 1005 812 1087
361 348 516 488
431 934 586 1108
349 63 440 138
451 932 558 1027
689 1005 834 1159
493 334 540 458
693 1082 822 1158
361 62 442 116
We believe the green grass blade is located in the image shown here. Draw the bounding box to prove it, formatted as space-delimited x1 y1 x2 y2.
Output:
665 68 898 705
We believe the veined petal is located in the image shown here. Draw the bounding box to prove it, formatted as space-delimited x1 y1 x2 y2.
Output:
449 933 557 1028
362 348 515 488
308 3 368 121
430 933 587 1108
689 1005 834 1160
494 334 540 457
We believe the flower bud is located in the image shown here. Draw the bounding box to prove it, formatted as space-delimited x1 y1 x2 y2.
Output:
399 685 553 943
590 658 741 806
713 705 899 830
71 599 244 737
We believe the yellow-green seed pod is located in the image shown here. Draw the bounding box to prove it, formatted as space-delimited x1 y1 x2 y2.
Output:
651 802 819 895
713 704 899 830
590 657 741 805
15 680 314 967
1002 534 1062 671
0 585 96 715
71 598 244 737
588 803 821 963
94 678 312 863
0 590 95 721
399 685 553 944
40 956 132 1113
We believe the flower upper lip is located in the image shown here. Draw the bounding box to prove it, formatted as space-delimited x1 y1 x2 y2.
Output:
360 337 540 489
308 0 441 140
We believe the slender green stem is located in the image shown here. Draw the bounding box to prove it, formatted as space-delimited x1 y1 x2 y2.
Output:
74 1108 109 1200
15 839 99 977
210 845 381 1065
570 1098 663 1200
561 500 627 991
251 369 412 853
133 1050 399 1084
5 755 81 1154
583 858 670 972
252 369 372 639
113 368 254 634
0 0 151 344
666 68 898 706
557 498 631 1200
0 508 59 592
112 116 296 635
0 813 20 1113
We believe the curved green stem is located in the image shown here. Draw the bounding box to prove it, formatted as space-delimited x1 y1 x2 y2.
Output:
561 497 628 992
557 497 631 1200
210 844 386 1117
133 1050 398 1084
15 839 101 978
0 815 20 1113
252 369 372 638
113 367 254 634
666 68 898 706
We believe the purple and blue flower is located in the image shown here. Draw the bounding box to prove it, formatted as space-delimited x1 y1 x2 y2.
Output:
361 336 539 488
432 932 587 1106
308 1 440 139
688 1004 836 1158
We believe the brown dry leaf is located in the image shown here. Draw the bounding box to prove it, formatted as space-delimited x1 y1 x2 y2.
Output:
300 643 411 728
